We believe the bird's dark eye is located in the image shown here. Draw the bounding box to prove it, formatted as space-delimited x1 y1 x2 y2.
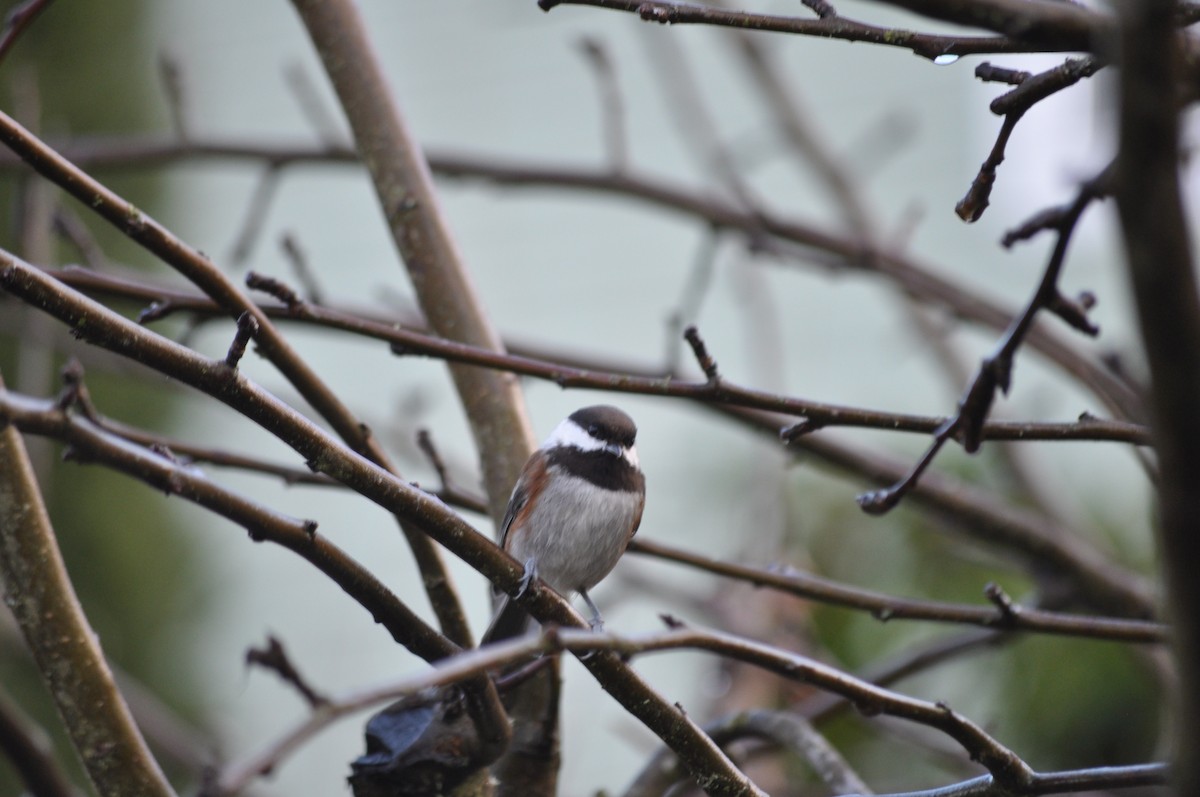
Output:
588 424 600 436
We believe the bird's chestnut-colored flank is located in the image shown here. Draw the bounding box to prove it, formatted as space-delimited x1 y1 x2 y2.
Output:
482 405 645 644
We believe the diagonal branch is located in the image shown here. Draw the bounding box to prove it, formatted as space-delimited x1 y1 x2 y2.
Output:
859 173 1107 515
289 0 534 528
0 109 475 649
286 3 551 792
0 383 454 662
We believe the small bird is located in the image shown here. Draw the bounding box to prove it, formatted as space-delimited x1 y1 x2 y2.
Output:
481 405 645 644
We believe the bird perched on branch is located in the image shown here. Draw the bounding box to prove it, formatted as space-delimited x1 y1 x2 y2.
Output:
481 405 645 644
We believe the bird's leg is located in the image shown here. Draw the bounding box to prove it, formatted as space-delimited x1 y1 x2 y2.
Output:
515 559 539 600
580 589 605 631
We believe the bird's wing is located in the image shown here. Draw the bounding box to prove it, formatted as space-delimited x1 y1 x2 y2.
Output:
628 470 646 542
499 449 547 550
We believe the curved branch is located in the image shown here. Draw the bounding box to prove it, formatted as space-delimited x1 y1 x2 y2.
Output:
293 624 1039 790
0 373 174 797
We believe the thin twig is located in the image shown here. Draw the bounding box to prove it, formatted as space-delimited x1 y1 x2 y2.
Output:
246 636 330 709
225 165 283 268
0 683 81 797
416 429 489 515
0 0 54 65
278 232 324 304
157 52 189 142
727 405 1156 619
578 36 629 171
958 57 1103 222
223 311 258 368
42 264 1152 446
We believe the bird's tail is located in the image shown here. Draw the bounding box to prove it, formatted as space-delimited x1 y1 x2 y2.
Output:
480 595 532 645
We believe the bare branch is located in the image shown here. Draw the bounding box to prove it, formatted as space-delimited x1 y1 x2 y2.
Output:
629 538 1166 642
278 232 324 304
715 711 871 795
19 262 1155 617
958 57 1104 222
255 622 1160 795
40 264 1151 444
871 0 1109 51
538 0 1086 59
0 382 450 661
290 0 534 529
732 406 1156 618
578 36 629 171
416 428 490 516
156 52 189 142
0 372 175 797
223 311 258 369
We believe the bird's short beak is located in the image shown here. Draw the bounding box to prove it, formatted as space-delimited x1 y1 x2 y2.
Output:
604 442 623 457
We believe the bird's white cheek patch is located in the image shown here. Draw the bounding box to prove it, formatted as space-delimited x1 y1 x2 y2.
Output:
545 419 606 453
622 444 639 469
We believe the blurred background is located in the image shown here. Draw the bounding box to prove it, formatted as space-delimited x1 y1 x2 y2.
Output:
0 1 1164 795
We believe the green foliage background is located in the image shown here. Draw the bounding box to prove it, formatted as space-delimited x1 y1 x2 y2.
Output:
0 2 211 792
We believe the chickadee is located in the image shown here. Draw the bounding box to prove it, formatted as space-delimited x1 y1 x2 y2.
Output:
481 405 645 644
